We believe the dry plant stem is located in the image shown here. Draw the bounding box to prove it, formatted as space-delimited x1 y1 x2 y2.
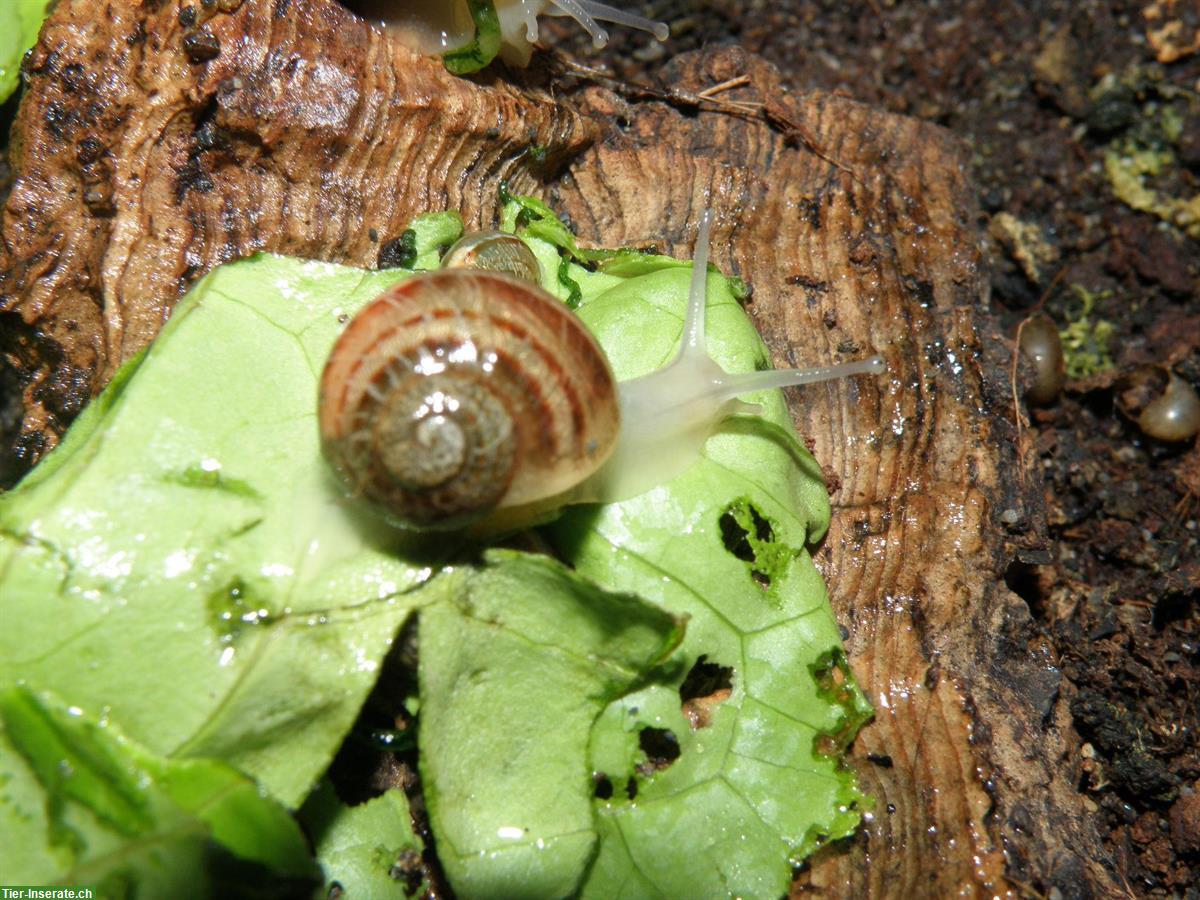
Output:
546 50 862 182
1011 317 1031 491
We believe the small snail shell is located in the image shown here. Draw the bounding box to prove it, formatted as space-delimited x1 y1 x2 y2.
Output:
345 0 670 67
1141 374 1200 442
319 269 619 529
1018 314 1065 406
441 230 542 283
1115 366 1200 443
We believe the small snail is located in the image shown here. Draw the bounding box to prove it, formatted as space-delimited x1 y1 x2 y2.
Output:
319 212 887 532
1018 314 1065 406
1115 366 1200 443
319 268 619 529
440 230 542 283
346 0 669 67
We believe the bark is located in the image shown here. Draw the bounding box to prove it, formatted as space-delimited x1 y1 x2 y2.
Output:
0 0 1126 895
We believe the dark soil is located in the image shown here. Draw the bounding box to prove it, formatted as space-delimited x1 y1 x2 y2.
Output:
553 0 1200 893
3 0 1198 894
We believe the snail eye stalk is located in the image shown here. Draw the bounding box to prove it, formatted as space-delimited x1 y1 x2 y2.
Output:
544 0 670 47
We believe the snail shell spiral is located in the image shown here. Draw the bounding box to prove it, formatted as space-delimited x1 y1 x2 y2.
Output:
319 269 620 529
440 231 542 284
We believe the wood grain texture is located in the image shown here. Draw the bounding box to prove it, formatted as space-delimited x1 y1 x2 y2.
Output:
0 0 597 481
0 1 1126 895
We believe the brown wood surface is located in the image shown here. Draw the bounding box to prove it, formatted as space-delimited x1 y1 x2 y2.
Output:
0 0 597 481
0 0 1126 895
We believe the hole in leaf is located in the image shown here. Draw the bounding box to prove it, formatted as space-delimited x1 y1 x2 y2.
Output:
810 648 871 747
718 499 793 592
679 654 734 700
592 773 614 800
636 727 680 775
679 655 734 729
625 777 638 801
812 650 852 702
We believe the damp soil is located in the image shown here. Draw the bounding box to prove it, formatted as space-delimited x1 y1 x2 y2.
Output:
2 0 1198 894
554 0 1200 893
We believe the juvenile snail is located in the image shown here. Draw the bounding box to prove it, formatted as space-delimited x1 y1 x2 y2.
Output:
1115 366 1200 443
1018 314 1065 406
440 230 542 283
346 0 669 67
319 212 887 532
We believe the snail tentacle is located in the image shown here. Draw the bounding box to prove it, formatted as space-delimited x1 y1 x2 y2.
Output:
560 0 671 42
584 208 888 505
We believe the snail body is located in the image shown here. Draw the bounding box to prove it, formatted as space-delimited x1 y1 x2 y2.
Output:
347 0 669 67
584 213 886 505
320 214 886 533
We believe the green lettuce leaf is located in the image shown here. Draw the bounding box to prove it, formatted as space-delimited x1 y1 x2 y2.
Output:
0 253 447 808
418 551 684 898
0 685 316 895
0 0 50 103
488 199 874 894
301 780 428 899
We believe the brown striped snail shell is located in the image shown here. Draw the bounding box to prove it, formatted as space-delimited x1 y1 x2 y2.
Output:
318 269 619 530
440 230 542 283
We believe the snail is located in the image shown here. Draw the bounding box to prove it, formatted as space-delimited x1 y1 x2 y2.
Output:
345 0 669 67
1018 314 1065 406
440 230 542 282
319 212 888 532
1115 366 1200 443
